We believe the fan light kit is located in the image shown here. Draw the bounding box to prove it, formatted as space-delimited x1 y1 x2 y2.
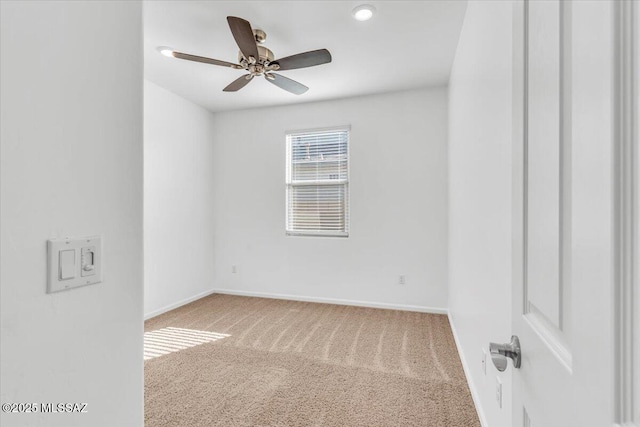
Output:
157 16 332 95
352 4 376 21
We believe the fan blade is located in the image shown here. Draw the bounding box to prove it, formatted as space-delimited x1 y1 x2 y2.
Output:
272 49 332 71
227 16 259 62
223 75 253 92
265 73 308 95
172 51 241 69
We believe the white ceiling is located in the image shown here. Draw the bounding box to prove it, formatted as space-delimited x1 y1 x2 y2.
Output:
144 1 467 113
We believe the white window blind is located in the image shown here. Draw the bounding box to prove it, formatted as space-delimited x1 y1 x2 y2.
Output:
286 128 349 237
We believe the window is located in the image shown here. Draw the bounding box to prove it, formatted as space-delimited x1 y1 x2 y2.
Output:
286 127 350 237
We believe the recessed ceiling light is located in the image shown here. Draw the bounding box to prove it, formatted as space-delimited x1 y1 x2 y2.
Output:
352 4 376 21
157 46 175 58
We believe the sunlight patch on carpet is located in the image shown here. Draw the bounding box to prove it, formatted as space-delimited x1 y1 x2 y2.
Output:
144 327 230 360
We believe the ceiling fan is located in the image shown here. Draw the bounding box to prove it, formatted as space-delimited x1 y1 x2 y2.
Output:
158 16 332 95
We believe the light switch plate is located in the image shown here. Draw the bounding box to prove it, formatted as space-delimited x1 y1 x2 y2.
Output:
482 348 487 375
47 236 102 293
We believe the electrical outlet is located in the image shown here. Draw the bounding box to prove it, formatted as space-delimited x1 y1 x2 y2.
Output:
495 377 502 408
232 265 237 274
482 349 487 375
398 275 406 285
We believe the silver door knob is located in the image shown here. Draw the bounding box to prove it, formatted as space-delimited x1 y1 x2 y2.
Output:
489 335 521 371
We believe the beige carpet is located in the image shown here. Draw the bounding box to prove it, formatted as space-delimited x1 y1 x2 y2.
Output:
144 294 480 427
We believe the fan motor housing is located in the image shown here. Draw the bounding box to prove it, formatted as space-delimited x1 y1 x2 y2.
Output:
238 45 274 64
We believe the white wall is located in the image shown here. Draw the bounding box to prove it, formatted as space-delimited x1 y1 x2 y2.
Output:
210 88 449 311
448 1 513 426
144 80 217 318
0 2 143 427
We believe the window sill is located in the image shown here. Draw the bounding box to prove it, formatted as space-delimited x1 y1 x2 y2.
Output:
286 231 349 238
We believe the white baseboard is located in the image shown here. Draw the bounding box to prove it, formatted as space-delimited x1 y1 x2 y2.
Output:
210 288 448 314
144 289 217 320
448 312 488 427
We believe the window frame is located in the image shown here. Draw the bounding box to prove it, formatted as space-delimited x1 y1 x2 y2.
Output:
285 126 351 238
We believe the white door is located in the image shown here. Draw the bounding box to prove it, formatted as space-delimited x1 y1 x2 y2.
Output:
509 1 637 426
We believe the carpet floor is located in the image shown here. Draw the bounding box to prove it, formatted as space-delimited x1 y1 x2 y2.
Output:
144 294 480 427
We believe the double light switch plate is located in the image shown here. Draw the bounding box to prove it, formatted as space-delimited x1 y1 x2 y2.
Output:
47 236 102 293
